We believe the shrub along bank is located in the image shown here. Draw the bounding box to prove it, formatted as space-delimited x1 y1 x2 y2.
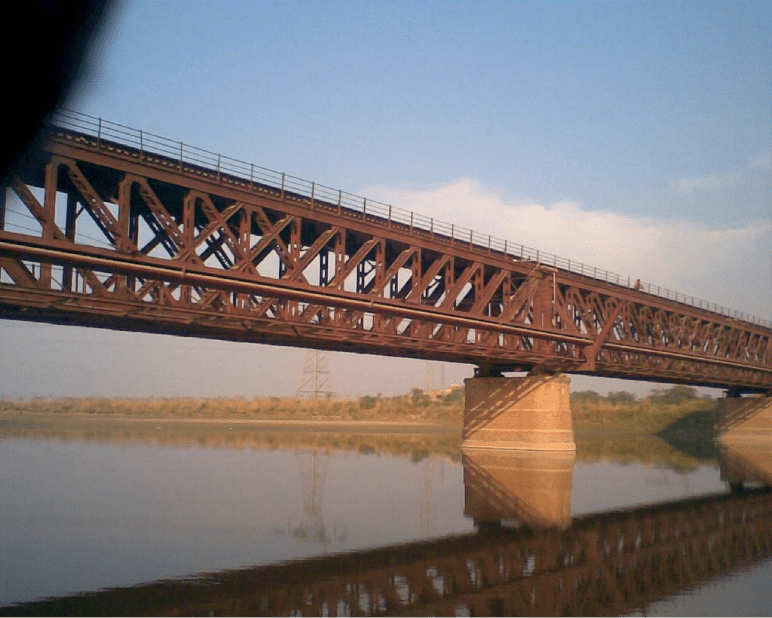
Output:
571 385 718 433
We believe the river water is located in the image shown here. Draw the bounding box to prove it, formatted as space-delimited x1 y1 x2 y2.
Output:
1 418 771 616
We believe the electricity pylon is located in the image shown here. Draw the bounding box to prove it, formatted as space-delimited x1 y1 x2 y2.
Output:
297 350 335 401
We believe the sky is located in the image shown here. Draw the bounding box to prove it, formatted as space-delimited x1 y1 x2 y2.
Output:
1 0 770 399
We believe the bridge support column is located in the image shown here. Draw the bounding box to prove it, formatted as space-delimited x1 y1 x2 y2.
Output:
462 374 575 451
716 395 772 445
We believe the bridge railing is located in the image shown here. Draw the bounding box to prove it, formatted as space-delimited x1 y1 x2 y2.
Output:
49 109 771 329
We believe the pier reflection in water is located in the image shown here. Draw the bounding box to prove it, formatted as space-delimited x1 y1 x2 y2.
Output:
1 420 771 616
463 449 574 529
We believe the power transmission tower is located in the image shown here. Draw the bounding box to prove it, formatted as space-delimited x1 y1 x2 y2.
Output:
297 350 335 401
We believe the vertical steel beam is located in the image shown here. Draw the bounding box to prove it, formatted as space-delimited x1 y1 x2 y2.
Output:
114 176 135 294
61 192 78 291
410 248 422 303
531 270 554 355
181 191 198 303
127 193 140 293
40 158 59 288
235 205 253 309
334 229 346 281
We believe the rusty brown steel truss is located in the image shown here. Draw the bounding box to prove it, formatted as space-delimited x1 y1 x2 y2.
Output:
0 120 770 393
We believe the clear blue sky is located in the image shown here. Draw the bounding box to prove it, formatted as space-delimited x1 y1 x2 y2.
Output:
1 0 770 398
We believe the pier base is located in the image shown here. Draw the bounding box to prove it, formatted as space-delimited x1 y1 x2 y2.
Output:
716 395 772 445
462 374 575 451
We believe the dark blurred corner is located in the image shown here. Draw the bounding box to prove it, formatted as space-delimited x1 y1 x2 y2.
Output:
2 0 114 185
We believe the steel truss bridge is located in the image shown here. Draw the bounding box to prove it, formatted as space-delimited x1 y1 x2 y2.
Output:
5 485 772 616
1 111 770 392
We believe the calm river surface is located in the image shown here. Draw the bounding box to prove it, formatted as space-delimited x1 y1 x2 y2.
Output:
1 417 771 616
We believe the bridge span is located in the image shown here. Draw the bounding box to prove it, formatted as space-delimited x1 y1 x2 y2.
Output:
1 111 770 448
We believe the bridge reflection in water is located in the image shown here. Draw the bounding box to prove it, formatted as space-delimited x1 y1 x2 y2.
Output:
5 446 771 617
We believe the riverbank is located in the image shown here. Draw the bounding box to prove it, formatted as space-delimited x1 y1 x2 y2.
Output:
0 407 464 463
0 408 718 471
0 388 720 435
0 392 465 426
1 392 726 470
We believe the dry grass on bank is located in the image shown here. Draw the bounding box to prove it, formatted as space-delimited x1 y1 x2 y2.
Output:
0 385 719 436
0 389 465 426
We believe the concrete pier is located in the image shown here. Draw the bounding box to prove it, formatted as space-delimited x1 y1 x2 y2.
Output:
462 374 575 451
716 395 772 445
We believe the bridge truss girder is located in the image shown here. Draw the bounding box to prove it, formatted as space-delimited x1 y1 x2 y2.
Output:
0 128 770 392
